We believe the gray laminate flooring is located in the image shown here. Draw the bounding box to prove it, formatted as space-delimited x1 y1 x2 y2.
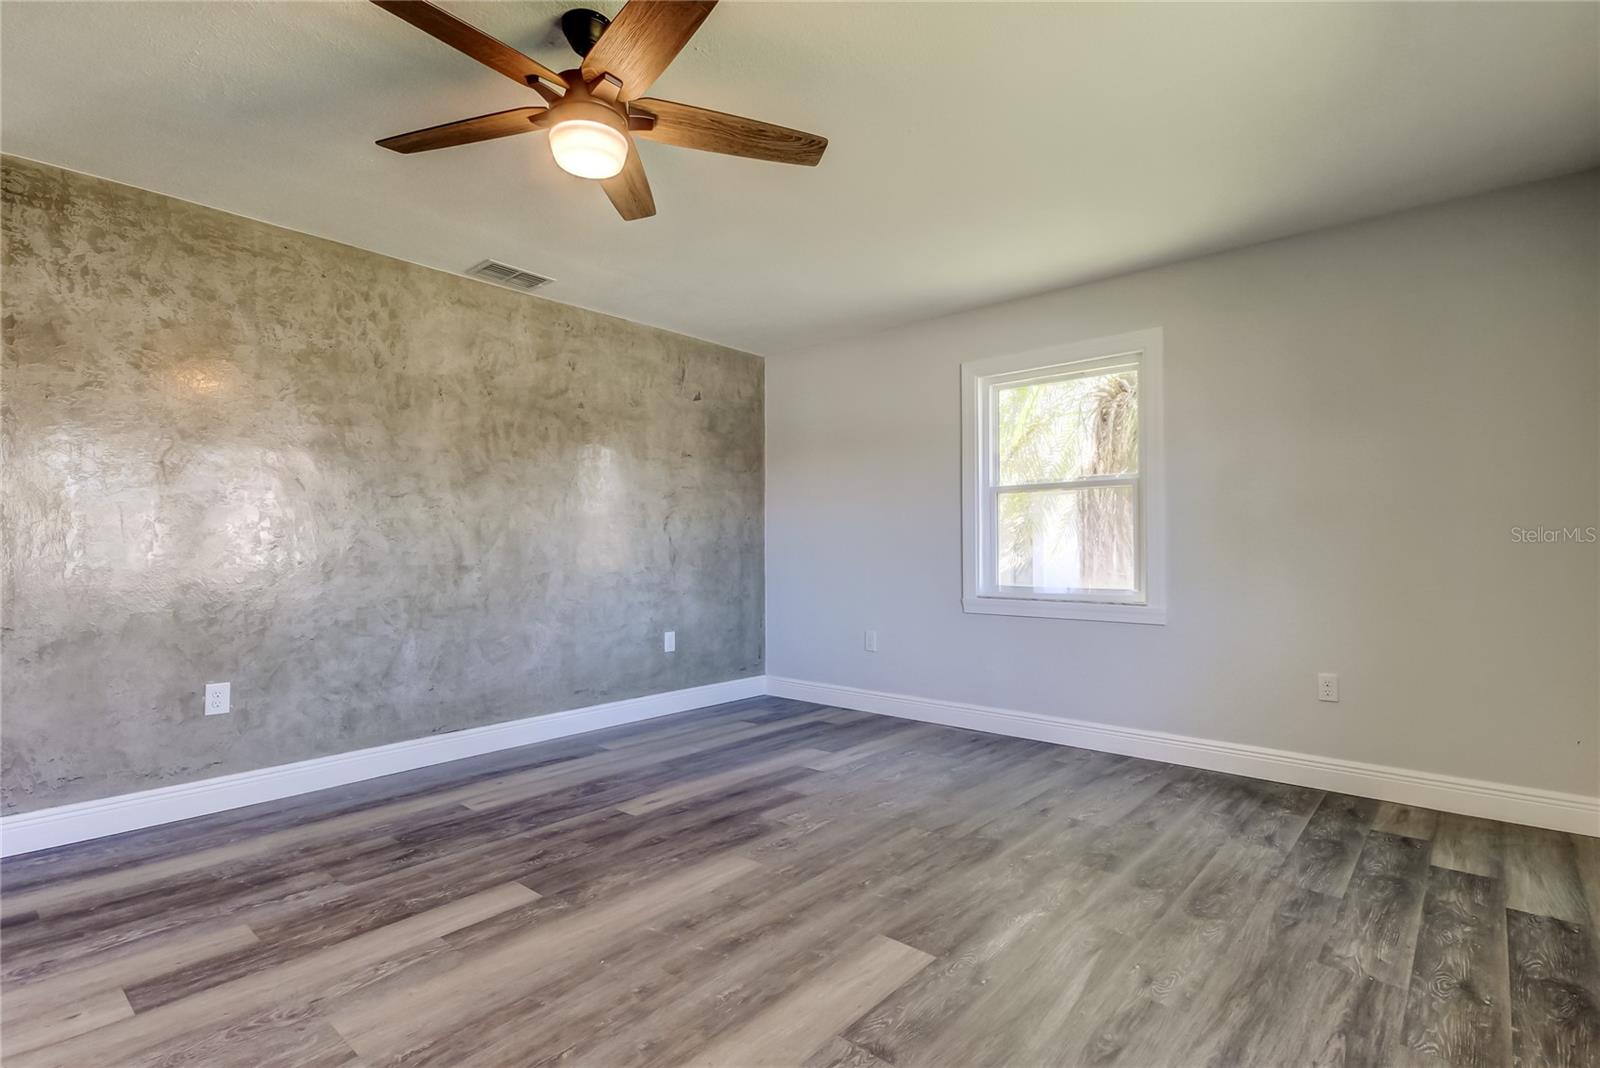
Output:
2 697 1596 1066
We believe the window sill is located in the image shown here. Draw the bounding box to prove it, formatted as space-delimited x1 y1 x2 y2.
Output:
962 596 1167 625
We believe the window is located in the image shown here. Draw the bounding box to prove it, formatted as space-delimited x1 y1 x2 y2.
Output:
962 328 1165 623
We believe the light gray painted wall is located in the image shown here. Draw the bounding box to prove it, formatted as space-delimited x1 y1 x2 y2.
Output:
1 157 764 814
766 171 1600 798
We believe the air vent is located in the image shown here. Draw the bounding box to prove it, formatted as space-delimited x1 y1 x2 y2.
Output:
465 259 554 292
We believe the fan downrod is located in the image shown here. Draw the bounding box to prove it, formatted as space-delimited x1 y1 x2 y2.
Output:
560 9 611 58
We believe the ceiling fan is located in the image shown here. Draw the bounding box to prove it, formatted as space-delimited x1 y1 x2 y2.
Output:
371 0 828 221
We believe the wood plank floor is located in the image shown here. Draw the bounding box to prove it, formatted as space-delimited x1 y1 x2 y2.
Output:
2 696 1597 1067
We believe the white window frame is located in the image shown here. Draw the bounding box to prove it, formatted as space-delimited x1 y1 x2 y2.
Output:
961 327 1166 624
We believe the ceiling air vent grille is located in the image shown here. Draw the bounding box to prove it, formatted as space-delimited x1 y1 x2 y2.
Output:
465 259 553 292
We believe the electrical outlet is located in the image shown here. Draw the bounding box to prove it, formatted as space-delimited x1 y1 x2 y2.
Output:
663 630 675 653
864 629 878 653
205 682 231 716
1317 673 1339 702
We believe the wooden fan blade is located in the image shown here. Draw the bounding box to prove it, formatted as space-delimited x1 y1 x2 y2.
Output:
377 107 547 153
581 1 716 101
632 98 826 166
600 137 656 221
371 1 566 88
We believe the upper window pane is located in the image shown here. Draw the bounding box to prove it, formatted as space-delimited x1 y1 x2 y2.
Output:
996 368 1139 485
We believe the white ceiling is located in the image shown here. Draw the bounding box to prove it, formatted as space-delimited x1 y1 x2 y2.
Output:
3 2 1597 355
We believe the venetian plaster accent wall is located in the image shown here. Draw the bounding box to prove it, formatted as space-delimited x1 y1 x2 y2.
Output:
0 156 764 813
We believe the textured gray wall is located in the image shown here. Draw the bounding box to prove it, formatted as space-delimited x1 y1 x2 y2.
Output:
1 156 764 814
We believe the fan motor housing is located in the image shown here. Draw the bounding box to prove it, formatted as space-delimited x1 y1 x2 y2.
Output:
561 9 611 57
547 70 630 134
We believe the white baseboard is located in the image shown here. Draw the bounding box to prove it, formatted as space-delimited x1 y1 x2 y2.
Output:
7 671 1593 856
767 676 1600 837
0 675 767 857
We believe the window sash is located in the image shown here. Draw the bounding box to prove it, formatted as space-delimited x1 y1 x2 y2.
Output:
991 475 1137 494
985 355 1139 391
982 487 1147 601
979 359 1146 604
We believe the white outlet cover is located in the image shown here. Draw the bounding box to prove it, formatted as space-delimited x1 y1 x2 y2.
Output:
205 681 231 716
663 630 675 653
864 629 879 653
1317 673 1339 702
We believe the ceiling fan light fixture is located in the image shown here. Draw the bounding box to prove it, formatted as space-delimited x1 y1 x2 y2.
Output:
371 0 827 220
549 118 629 180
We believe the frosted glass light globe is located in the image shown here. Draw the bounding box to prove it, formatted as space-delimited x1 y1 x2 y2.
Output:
548 119 629 180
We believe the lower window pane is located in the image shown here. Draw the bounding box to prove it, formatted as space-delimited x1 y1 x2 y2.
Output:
997 486 1138 593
